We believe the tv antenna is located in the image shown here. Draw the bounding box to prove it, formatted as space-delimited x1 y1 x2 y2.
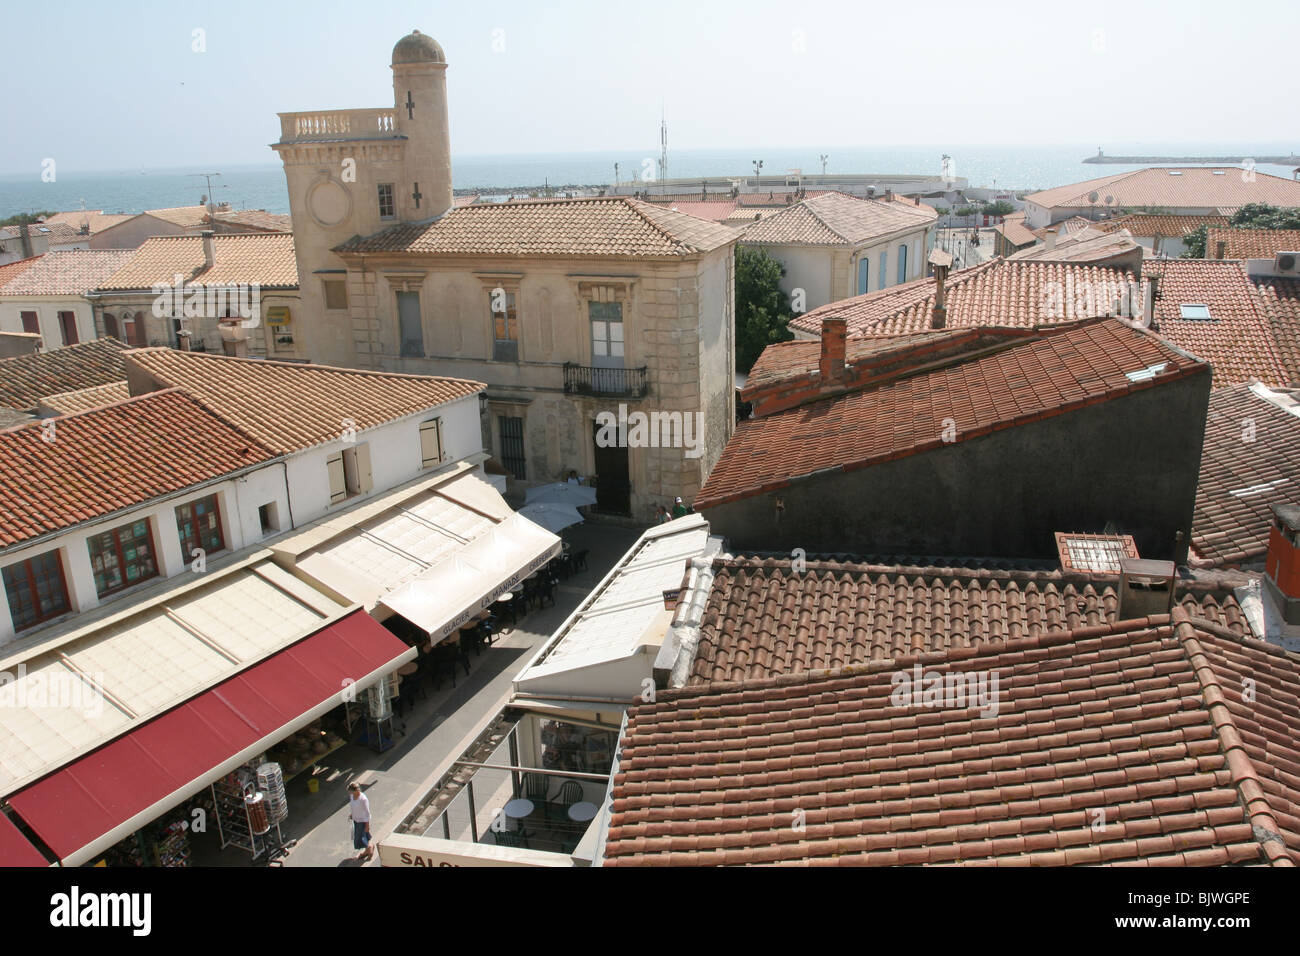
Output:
190 172 224 212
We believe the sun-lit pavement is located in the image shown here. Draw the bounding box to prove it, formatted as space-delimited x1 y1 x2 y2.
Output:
187 520 640 867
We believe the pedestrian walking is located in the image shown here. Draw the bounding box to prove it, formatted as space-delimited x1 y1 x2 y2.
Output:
348 781 373 861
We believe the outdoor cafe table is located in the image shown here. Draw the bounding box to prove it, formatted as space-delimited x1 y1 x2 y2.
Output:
567 801 598 823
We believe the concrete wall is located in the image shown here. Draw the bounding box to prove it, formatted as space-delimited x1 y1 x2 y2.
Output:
0 295 96 349
90 215 194 250
284 394 483 524
702 372 1211 561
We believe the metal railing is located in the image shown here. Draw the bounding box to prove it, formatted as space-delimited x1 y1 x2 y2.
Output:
563 363 649 398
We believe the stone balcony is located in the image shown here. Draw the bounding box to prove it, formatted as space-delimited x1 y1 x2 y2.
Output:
276 109 402 144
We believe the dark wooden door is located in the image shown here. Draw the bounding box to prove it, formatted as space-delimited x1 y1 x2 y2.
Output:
592 421 630 515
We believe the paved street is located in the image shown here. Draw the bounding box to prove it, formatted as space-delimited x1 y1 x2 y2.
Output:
188 521 640 867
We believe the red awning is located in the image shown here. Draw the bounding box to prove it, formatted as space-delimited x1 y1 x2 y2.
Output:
7 609 413 866
0 811 48 868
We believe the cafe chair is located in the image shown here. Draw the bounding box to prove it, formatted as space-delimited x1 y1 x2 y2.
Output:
572 549 589 573
521 773 551 820
557 779 584 810
493 828 528 849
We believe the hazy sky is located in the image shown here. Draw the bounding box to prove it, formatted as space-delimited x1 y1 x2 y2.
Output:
4 0 1297 174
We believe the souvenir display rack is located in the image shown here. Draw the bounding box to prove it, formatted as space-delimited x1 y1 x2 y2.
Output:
211 764 281 860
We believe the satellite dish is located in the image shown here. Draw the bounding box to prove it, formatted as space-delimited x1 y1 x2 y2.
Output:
1088 191 1099 203
1104 195 1115 205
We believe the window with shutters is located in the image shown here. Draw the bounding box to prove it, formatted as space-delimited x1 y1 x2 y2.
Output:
490 290 519 362
326 453 348 504
499 416 526 480
419 418 444 469
59 311 78 345
2 549 70 631
20 311 39 335
343 443 373 497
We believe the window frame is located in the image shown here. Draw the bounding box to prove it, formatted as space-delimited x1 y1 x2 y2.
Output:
378 183 396 220
58 310 78 346
2 549 70 632
87 518 159 598
175 493 227 560
323 279 349 311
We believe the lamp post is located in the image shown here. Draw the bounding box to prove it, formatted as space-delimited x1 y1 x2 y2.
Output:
819 154 828 176
752 160 763 190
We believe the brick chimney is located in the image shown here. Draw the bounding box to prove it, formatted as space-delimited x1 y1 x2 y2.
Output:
1264 504 1300 625
819 317 847 381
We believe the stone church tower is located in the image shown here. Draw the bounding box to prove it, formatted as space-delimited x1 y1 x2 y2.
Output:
272 29 453 366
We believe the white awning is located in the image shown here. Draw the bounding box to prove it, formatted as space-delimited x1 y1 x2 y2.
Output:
282 470 562 640
378 513 561 638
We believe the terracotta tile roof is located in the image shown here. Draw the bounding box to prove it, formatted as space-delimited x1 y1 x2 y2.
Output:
699 319 1207 509
38 381 131 415
1009 229 1143 265
451 194 479 207
740 193 935 246
787 257 1291 388
143 205 213 227
0 338 130 410
334 197 737 258
1253 276 1300 386
123 348 485 453
97 234 299 290
993 219 1038 247
1146 259 1291 388
0 250 136 296
1026 167 1300 212
1191 384 1300 567
688 556 1250 686
1095 214 1229 238
1207 228 1300 260
0 222 85 246
0 389 275 549
745 333 938 392
788 258 1125 337
39 211 134 235
211 209 293 233
604 609 1300 866
0 256 42 289
642 199 739 223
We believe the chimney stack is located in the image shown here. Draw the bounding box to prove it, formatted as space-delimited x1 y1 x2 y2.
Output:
1117 558 1176 621
1143 274 1160 330
927 249 954 329
176 329 192 352
884 188 894 202
1214 240 1226 259
19 223 33 259
1264 504 1300 624
819 317 848 381
200 230 215 272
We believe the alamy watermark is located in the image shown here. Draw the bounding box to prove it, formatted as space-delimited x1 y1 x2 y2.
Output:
890 664 1000 717
595 404 703 459
0 663 105 718
152 272 261 327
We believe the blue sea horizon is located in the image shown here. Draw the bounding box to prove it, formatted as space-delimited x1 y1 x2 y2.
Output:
2 142 1296 219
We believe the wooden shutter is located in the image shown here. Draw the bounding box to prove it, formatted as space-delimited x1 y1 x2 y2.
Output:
20 311 39 335
419 418 443 468
353 443 374 494
326 453 347 504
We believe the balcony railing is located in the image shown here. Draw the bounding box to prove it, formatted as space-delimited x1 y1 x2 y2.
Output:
277 109 399 144
563 364 649 399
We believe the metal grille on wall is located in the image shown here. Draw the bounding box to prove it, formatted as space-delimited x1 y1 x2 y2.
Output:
499 416 526 480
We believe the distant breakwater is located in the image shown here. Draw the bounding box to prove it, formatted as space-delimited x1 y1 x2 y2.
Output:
1084 154 1300 165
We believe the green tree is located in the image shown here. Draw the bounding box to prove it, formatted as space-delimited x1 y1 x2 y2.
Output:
0 211 56 228
979 200 1015 217
735 245 796 372
1182 202 1300 258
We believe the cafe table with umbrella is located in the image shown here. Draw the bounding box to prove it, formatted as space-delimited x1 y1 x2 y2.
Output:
524 481 598 509
517 501 585 534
